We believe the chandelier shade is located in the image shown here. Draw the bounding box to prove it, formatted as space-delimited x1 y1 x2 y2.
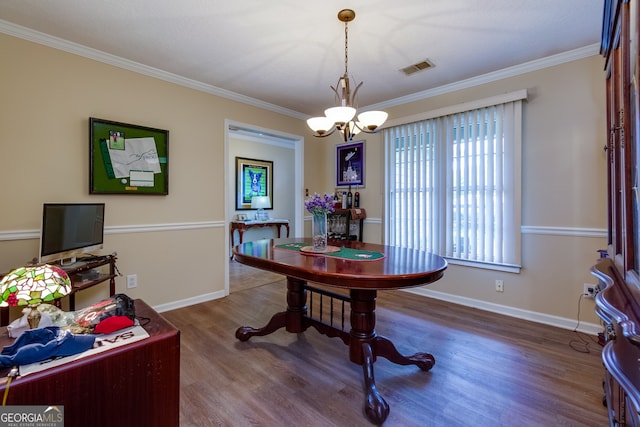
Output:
307 9 388 142
325 106 356 126
358 111 389 131
306 117 335 135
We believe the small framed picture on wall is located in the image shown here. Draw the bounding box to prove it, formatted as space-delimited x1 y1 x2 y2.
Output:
336 140 365 187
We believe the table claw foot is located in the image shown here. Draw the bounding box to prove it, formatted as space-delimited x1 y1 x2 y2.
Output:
235 326 255 342
407 352 435 371
362 343 390 425
364 386 390 426
372 336 435 371
235 312 287 342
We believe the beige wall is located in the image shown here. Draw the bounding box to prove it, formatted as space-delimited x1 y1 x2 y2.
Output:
0 32 607 328
319 55 607 325
0 34 310 311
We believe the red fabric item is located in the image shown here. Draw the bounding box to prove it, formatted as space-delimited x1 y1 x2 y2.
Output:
93 316 134 334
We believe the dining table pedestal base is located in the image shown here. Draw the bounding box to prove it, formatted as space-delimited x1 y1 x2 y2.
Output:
236 276 435 425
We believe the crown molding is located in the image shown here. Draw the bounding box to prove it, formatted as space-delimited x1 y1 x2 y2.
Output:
0 19 600 121
366 43 602 111
0 19 307 120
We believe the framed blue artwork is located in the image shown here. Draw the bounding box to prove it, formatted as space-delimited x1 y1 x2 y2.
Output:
235 157 273 210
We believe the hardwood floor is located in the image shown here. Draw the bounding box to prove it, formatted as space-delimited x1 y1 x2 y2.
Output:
228 258 284 292
163 262 609 426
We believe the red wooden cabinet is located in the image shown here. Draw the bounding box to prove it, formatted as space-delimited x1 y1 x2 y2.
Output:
0 300 180 427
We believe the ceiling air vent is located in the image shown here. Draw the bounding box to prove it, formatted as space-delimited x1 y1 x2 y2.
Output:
401 59 434 76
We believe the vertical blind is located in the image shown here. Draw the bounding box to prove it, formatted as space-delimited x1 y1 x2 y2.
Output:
384 97 523 269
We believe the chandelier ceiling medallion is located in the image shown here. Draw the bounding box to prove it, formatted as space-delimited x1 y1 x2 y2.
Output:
307 9 388 142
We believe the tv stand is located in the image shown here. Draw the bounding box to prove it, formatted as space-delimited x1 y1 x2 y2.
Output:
58 253 118 311
0 254 119 326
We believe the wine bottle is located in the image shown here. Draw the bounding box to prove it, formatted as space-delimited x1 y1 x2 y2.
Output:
347 188 353 208
354 191 360 208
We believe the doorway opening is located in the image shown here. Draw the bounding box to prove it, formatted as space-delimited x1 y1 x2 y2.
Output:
224 120 304 293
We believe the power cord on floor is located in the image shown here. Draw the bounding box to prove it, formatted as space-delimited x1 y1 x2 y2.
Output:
568 293 602 354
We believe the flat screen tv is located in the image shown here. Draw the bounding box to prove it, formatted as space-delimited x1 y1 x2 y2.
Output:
39 203 105 265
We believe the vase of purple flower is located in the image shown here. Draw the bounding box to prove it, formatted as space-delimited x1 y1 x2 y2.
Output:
305 192 335 251
311 212 328 251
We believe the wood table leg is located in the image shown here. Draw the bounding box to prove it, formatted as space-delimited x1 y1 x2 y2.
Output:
347 289 435 369
362 342 390 425
236 277 308 341
348 289 435 424
348 289 378 365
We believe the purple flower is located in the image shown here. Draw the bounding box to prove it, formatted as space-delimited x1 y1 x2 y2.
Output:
304 192 335 215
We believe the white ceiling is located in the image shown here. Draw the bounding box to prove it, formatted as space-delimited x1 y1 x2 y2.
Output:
0 1 603 118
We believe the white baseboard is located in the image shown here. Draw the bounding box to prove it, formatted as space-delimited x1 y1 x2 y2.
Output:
152 286 602 337
152 289 227 314
403 288 603 336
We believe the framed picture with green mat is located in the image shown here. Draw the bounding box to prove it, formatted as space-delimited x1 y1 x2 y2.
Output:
89 117 169 195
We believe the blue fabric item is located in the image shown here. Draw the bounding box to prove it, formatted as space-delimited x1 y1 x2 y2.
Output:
0 326 95 367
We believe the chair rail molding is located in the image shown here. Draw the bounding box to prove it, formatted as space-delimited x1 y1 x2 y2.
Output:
0 221 224 241
521 225 607 238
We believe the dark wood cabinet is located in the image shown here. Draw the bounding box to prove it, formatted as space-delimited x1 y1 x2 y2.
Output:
591 259 640 426
328 208 366 242
594 1 640 425
0 299 180 427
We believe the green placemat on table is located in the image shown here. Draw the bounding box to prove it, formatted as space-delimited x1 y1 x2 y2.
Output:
275 242 385 261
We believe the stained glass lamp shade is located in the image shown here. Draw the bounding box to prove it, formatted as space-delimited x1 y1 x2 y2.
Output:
0 265 72 328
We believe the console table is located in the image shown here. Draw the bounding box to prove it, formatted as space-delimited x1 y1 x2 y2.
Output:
0 299 180 427
229 220 289 257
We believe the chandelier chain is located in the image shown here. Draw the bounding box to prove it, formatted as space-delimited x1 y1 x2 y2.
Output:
344 21 349 75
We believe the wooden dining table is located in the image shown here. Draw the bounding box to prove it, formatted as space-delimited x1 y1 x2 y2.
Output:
233 238 447 425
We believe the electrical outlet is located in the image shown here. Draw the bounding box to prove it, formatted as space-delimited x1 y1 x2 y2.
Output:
127 274 138 289
583 283 597 298
495 280 504 292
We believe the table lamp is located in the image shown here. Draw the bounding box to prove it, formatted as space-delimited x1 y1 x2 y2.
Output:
251 196 271 221
0 264 72 329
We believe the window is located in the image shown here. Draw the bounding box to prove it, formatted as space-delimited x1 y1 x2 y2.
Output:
384 91 525 272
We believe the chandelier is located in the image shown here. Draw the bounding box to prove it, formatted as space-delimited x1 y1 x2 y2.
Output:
307 9 388 142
